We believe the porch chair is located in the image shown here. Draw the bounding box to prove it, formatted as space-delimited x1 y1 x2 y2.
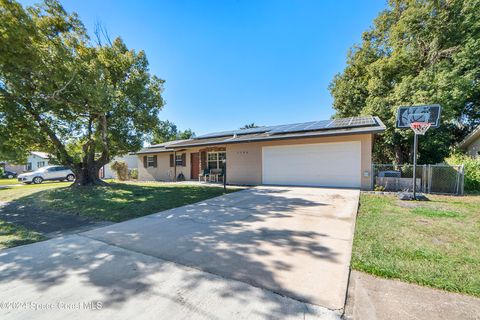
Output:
198 168 210 182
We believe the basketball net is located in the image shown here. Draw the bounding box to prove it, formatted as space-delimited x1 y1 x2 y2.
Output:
410 122 431 135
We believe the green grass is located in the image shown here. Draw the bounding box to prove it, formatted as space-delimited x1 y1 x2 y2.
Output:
2 181 237 222
0 181 73 202
0 220 46 249
352 193 480 297
0 178 20 186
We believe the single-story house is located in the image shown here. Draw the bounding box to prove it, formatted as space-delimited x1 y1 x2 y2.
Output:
459 125 480 158
1 151 51 173
136 116 386 190
25 151 51 171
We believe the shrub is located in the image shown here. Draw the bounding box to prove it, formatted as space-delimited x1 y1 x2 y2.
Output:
444 153 480 192
129 168 138 180
110 161 128 181
0 167 4 178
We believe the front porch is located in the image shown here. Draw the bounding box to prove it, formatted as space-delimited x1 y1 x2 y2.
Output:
172 146 226 182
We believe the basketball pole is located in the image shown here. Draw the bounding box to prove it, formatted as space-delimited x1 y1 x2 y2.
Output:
412 132 418 200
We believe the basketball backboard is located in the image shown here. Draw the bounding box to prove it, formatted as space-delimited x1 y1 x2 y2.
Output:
396 104 441 128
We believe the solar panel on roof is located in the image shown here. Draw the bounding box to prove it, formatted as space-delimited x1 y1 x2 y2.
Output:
196 126 271 139
327 116 376 129
270 116 376 135
269 121 319 134
196 116 378 139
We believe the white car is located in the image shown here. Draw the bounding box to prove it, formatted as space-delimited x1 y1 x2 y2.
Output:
17 166 75 184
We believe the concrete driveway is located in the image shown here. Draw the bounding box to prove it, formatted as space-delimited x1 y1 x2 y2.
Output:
0 186 359 319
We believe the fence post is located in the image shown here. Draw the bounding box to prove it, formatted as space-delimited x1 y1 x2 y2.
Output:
455 165 460 195
427 164 432 194
371 163 375 191
460 165 465 195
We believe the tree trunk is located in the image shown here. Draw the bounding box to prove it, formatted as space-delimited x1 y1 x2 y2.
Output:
72 163 108 186
394 144 404 164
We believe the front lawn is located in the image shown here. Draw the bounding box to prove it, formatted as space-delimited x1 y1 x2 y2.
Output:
1 181 237 222
0 220 46 249
0 181 73 202
352 193 480 297
0 178 20 186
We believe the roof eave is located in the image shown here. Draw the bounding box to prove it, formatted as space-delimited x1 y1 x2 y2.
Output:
458 126 480 149
135 148 174 155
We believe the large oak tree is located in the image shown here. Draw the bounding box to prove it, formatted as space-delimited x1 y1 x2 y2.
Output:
0 0 165 185
330 0 480 164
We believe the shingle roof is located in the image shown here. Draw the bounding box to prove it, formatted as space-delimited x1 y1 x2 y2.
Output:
136 116 386 153
30 151 51 159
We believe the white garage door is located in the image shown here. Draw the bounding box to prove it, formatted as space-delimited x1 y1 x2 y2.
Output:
262 141 361 188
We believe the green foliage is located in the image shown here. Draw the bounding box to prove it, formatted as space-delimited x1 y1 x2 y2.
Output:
129 168 138 180
151 120 194 144
0 0 165 184
330 0 480 164
445 153 480 191
241 123 259 129
110 160 128 181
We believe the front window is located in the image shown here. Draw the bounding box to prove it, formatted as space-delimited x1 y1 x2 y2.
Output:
175 154 183 166
207 152 226 169
37 161 45 168
147 156 155 167
25 162 32 171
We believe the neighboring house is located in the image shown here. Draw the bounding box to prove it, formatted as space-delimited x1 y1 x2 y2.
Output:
100 153 139 179
459 125 480 158
1 151 51 173
137 116 386 190
25 151 51 171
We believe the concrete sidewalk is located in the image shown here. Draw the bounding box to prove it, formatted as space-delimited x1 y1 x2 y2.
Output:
0 235 338 319
345 271 480 320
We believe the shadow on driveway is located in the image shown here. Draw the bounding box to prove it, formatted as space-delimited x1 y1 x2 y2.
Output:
0 186 358 319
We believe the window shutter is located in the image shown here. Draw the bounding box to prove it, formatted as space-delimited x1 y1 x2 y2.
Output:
143 156 147 168
200 151 207 170
153 155 158 168
169 154 174 167
181 153 186 166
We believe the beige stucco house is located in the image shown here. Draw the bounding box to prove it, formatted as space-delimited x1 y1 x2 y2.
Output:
459 125 480 158
137 116 386 190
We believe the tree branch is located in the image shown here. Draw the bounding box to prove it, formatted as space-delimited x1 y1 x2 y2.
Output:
24 102 74 165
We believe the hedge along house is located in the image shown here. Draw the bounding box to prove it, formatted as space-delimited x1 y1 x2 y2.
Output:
137 116 386 190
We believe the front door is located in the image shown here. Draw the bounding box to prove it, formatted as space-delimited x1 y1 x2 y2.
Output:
191 153 200 180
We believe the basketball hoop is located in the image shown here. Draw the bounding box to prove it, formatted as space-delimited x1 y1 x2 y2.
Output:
410 122 431 135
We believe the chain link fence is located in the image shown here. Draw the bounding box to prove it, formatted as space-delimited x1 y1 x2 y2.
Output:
372 164 464 195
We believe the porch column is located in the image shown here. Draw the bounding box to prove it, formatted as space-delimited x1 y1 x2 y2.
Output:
173 150 177 182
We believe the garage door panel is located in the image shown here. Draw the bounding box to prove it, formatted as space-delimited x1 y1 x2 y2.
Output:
262 141 361 188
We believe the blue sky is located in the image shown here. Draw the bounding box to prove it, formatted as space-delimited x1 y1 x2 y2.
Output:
21 0 386 135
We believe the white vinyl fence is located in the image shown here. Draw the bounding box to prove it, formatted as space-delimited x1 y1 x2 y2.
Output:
372 164 464 195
